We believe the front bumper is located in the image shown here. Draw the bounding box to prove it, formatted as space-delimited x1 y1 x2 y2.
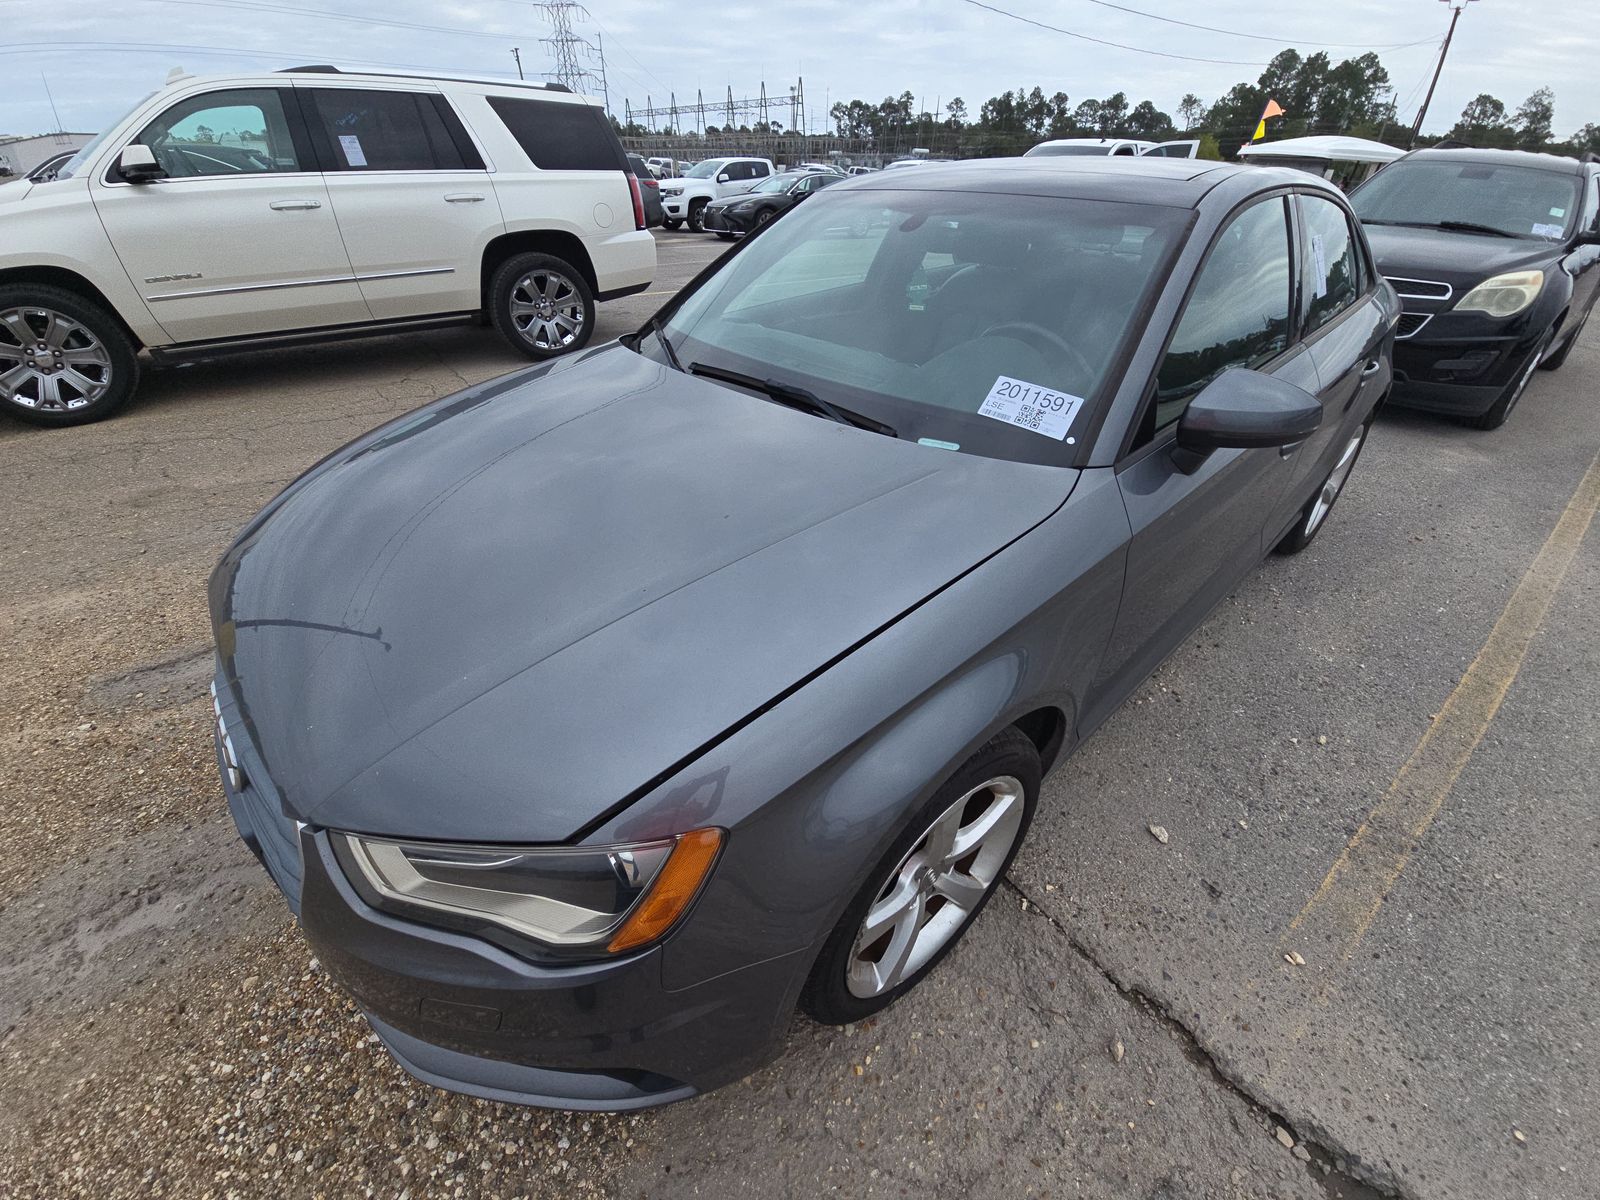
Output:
213 677 807 1110
700 206 749 234
1388 331 1540 417
661 194 689 218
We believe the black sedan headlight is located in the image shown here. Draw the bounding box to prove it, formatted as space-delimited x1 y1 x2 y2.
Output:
335 828 722 957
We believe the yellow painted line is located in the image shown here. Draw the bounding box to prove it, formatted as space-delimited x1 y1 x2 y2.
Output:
1284 447 1600 962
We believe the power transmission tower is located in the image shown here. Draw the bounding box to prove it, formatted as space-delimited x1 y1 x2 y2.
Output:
534 1 599 95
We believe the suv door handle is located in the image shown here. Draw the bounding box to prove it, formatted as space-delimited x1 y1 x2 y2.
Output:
445 193 485 203
269 199 321 211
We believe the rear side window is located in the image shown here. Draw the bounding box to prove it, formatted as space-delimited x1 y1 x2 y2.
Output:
305 88 472 171
1299 195 1362 334
487 96 624 171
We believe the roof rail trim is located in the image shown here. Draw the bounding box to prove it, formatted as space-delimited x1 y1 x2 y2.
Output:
277 65 573 94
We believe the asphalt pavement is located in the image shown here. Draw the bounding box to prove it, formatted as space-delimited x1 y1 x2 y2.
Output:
0 227 1595 1199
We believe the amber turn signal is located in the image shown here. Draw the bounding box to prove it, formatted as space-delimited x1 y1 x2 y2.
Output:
607 828 724 953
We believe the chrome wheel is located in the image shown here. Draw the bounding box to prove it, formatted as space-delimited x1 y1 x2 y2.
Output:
846 775 1025 999
507 270 585 351
1304 427 1365 536
0 305 113 412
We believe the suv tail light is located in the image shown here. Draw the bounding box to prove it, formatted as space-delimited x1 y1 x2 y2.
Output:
626 172 646 230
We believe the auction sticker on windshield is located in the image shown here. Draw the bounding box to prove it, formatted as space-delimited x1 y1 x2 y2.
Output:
978 376 1084 441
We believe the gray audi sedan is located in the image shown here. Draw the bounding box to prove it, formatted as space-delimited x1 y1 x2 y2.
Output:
209 158 1397 1111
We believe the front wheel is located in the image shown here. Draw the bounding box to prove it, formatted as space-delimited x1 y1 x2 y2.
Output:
661 218 682 231
1275 419 1370 555
0 285 138 427
1473 332 1549 430
801 728 1040 1025
687 199 708 233
488 253 595 360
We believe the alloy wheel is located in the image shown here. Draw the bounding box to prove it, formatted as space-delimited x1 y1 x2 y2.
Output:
1304 427 1366 536
846 775 1025 999
507 270 585 351
0 305 113 412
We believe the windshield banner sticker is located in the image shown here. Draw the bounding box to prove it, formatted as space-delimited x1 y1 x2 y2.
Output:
1531 222 1564 239
978 376 1084 441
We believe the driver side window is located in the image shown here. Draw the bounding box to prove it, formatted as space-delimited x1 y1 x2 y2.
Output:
134 88 301 179
1150 197 1292 432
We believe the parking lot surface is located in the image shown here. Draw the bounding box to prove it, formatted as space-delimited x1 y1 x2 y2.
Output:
2 228 1596 1199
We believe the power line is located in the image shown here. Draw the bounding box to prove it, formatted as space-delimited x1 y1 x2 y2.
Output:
0 40 494 74
1060 0 1441 50
73 0 531 45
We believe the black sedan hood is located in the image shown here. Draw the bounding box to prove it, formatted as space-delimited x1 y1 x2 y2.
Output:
1363 224 1560 291
211 346 1076 843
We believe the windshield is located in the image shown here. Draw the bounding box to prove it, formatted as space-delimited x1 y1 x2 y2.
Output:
686 159 728 179
1024 144 1112 158
53 121 126 181
653 188 1186 467
1352 160 1581 240
749 175 794 194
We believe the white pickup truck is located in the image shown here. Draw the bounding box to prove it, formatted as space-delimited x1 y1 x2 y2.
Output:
660 157 775 231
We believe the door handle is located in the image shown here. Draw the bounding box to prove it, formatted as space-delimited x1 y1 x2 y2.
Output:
269 199 321 211
444 193 486 203
1361 358 1382 376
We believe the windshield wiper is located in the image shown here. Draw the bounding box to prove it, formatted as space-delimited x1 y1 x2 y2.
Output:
648 316 685 372
1431 220 1517 238
688 362 897 437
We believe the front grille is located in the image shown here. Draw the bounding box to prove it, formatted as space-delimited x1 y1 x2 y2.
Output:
1385 276 1452 301
1396 312 1433 339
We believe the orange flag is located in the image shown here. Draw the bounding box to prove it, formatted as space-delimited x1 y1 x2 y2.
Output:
1251 99 1286 142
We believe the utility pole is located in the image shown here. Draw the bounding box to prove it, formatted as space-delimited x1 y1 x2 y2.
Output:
1409 0 1477 148
510 47 524 81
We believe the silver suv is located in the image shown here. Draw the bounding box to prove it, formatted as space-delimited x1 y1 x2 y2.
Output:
0 66 656 426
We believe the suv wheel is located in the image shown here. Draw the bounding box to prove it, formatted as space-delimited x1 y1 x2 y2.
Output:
0 285 138 427
687 199 708 233
489 253 595 360
661 218 682 231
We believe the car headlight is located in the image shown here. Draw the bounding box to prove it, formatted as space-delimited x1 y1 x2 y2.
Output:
1454 270 1545 318
335 828 722 956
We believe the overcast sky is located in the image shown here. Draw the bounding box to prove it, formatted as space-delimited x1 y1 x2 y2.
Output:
3 0 1595 140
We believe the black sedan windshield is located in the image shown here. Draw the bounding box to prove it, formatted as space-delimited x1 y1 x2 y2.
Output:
1352 160 1581 241
657 188 1186 466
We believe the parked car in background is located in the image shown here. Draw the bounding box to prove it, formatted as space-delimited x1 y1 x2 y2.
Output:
1024 137 1199 159
645 155 675 178
846 165 878 175
0 66 655 426
1350 147 1600 428
660 156 774 230
210 157 1393 1113
701 169 842 238
627 152 665 227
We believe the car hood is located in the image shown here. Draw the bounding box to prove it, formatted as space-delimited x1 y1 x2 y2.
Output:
0 178 34 204
212 346 1077 843
1363 224 1561 291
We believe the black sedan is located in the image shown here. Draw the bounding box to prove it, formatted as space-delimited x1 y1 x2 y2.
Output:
1350 147 1600 429
210 158 1395 1111
701 169 841 238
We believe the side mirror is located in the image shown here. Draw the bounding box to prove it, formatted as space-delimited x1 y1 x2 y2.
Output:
716 172 730 184
1172 368 1322 474
119 144 166 183
1571 226 1600 247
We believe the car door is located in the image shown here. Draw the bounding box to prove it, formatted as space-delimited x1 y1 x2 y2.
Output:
1086 194 1319 722
1282 193 1389 526
90 85 369 344
1562 170 1600 327
296 84 499 320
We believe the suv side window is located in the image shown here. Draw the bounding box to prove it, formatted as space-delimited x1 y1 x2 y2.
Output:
305 88 470 171
134 88 303 179
1151 196 1293 432
485 95 624 171
750 161 771 179
1299 195 1362 334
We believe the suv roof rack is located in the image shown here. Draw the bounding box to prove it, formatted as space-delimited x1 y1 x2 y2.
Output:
278 65 572 93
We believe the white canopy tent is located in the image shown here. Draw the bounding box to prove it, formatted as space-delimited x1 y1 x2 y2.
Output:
1236 135 1405 165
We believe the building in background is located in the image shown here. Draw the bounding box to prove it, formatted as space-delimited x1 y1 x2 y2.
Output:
0 132 97 177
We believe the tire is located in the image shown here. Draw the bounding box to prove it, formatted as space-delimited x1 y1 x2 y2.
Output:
687 198 708 233
754 209 775 230
800 728 1041 1026
1539 308 1588 372
487 252 595 361
0 285 138 427
1472 331 1550 430
661 218 682 231
1274 417 1371 556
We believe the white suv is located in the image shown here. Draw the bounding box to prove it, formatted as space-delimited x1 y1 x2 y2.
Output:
0 66 656 426
1023 137 1200 159
660 157 774 231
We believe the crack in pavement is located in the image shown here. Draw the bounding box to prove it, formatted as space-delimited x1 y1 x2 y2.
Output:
1000 874 1394 1200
